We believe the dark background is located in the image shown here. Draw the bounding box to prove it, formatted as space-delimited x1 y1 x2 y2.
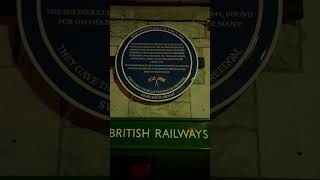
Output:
1 0 320 178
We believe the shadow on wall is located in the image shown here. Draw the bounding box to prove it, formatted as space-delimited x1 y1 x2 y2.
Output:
12 22 108 135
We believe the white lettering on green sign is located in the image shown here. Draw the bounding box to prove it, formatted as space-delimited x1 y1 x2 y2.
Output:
110 128 209 140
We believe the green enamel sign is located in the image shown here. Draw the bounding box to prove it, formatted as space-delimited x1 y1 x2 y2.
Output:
111 119 210 150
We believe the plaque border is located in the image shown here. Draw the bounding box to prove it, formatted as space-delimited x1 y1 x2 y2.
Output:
17 0 109 120
115 25 199 103
36 0 108 99
211 0 283 114
211 0 264 89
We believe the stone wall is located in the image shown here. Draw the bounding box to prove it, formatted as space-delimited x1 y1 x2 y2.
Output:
110 6 211 119
0 23 108 176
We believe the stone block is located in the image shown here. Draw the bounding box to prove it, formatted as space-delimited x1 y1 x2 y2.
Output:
110 82 130 118
213 84 257 130
0 25 14 67
265 24 304 73
190 84 210 119
128 97 191 118
60 128 108 176
111 6 210 21
110 20 148 38
148 21 206 39
257 73 320 178
213 128 258 177
0 68 61 175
